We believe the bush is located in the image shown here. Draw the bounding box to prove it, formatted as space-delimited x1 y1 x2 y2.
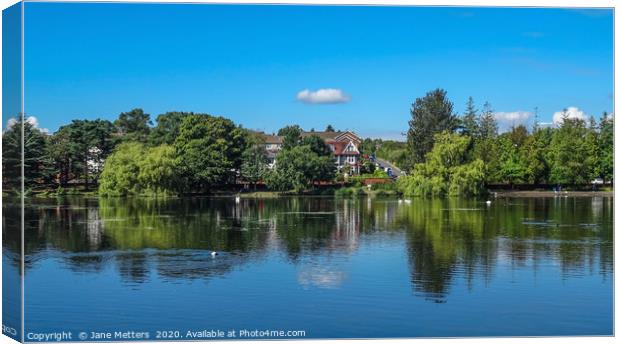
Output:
99 143 178 197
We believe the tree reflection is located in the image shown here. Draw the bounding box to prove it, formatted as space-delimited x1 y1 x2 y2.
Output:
3 195 613 300
396 197 612 302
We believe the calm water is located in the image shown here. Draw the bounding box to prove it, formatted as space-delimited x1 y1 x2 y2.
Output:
3 196 614 339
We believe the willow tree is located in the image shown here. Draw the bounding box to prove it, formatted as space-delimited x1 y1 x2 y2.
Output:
398 131 485 197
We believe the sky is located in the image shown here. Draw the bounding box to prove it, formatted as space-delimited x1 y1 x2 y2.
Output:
16 3 614 140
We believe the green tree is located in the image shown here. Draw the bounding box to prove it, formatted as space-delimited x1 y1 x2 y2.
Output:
301 134 332 156
99 142 145 196
375 140 409 169
115 108 152 143
325 124 336 132
45 130 73 187
2 116 23 191
598 112 613 182
174 114 247 192
149 111 193 146
53 119 116 190
398 132 485 197
548 115 591 185
137 144 178 195
477 101 498 140
277 125 302 150
460 96 479 137
240 145 269 190
470 101 500 183
265 145 335 192
496 133 528 185
523 127 552 184
584 116 600 181
359 138 377 156
407 89 458 166
2 116 49 192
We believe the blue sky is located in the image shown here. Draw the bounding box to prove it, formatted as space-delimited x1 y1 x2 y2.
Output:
20 3 613 140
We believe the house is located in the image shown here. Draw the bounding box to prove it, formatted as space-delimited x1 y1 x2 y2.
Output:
301 131 362 174
251 129 363 174
256 132 282 169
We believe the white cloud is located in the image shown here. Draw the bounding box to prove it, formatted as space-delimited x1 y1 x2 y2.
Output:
6 117 18 129
493 111 532 132
5 116 49 133
297 266 346 289
553 106 586 125
495 111 532 123
296 88 350 104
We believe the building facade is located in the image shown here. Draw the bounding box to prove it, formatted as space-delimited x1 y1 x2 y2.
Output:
255 130 362 174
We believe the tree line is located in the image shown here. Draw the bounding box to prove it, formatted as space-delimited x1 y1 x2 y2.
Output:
2 110 352 196
396 89 613 197
3 89 613 198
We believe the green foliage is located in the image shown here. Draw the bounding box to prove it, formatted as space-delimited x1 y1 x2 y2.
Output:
460 96 479 137
52 119 116 189
349 169 390 186
240 144 269 188
334 186 365 197
359 157 376 174
148 111 193 146
522 127 552 184
99 143 178 196
301 134 333 156
174 114 247 192
264 145 335 192
360 138 409 170
137 145 178 195
407 88 458 166
398 132 485 197
477 102 498 140
598 112 614 182
277 125 303 150
496 131 528 184
2 116 49 191
547 117 592 185
114 108 152 143
99 142 145 196
359 138 377 156
2 116 23 190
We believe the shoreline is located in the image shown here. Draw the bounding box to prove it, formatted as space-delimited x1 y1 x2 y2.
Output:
492 190 614 198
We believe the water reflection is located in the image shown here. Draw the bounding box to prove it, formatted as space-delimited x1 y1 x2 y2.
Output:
3 196 613 300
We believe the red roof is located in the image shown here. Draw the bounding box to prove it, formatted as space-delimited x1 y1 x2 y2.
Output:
330 141 359 156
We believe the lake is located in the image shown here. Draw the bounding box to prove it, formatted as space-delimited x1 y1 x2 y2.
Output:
2 195 613 340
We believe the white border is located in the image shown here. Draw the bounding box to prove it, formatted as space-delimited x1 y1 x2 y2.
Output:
0 1 616 344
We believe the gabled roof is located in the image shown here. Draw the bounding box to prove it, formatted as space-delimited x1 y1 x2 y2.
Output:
262 134 283 144
334 131 361 143
330 140 360 156
302 130 361 143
